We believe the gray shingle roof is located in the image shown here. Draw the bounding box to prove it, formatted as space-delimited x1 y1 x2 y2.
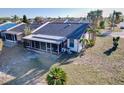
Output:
5 23 42 34
33 23 89 39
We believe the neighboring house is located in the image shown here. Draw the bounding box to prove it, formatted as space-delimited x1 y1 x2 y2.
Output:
23 22 90 54
0 22 17 39
3 22 43 42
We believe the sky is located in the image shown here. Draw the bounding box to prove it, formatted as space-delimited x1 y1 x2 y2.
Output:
0 8 124 18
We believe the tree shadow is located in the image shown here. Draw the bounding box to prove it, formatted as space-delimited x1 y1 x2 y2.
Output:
57 52 79 66
104 47 117 56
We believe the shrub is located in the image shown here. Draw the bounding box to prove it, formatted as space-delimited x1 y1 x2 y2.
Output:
86 39 95 47
46 67 67 85
113 37 120 50
99 21 105 29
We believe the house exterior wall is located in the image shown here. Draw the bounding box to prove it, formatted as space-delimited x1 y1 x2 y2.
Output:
67 32 89 53
17 34 23 41
67 39 81 53
84 32 90 39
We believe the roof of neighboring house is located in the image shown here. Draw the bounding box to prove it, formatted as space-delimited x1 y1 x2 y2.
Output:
4 23 42 34
0 22 17 31
33 23 89 39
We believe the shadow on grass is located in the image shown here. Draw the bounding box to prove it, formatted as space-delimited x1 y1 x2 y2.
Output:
104 47 117 56
57 53 79 66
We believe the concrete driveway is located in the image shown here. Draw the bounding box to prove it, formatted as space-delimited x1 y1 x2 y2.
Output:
0 45 58 85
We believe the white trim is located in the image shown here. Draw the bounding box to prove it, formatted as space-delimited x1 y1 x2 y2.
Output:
23 36 62 44
5 39 17 43
23 34 66 44
0 22 7 27
0 21 12 27
31 22 50 33
7 23 24 31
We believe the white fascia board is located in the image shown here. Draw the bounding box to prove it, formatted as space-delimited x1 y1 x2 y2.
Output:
23 35 61 44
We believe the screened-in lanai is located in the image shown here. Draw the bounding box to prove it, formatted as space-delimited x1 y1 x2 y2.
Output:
23 34 67 54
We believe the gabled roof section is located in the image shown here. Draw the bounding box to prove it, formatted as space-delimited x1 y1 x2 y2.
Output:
4 23 42 34
33 23 90 39
33 23 85 37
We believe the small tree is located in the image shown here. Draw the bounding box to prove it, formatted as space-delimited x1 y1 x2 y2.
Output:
99 21 105 29
12 15 19 22
46 67 67 85
34 16 43 23
22 15 29 24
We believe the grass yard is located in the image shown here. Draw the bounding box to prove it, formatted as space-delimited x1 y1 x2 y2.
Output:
45 36 124 85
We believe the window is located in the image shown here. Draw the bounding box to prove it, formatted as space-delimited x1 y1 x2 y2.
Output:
69 39 74 47
25 40 30 47
41 42 46 50
32 41 35 48
35 41 40 49
6 34 14 41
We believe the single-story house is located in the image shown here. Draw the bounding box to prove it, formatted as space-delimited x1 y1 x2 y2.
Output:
23 22 90 54
0 22 17 39
3 22 43 42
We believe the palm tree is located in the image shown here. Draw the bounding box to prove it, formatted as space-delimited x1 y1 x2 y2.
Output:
111 11 122 31
115 12 122 24
87 10 103 29
87 28 99 40
46 67 67 85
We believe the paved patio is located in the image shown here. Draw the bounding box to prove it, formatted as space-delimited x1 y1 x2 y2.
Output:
0 45 58 85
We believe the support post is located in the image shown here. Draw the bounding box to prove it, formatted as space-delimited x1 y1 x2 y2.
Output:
57 44 59 55
46 42 47 52
50 43 52 53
